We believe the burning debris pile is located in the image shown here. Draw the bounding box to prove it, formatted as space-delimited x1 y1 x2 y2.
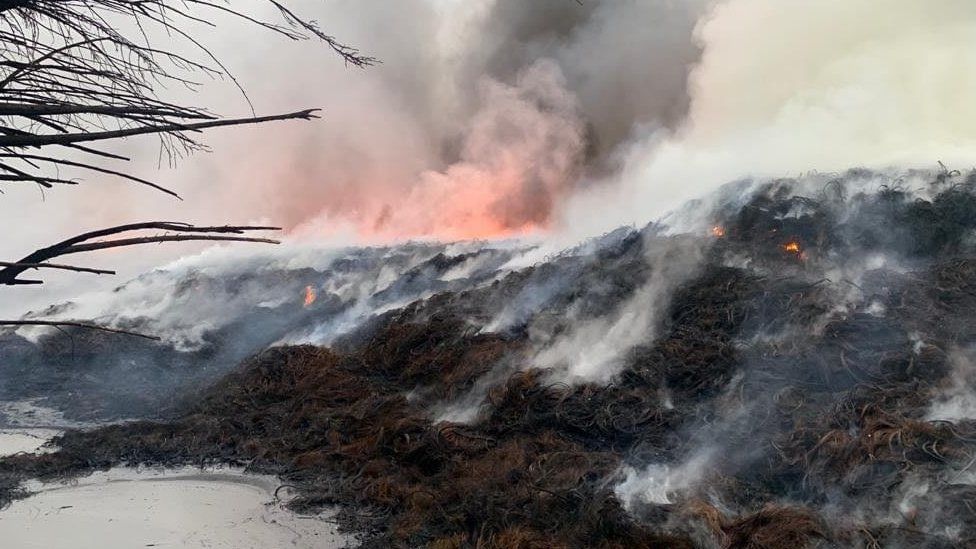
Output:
0 242 525 421
3 168 976 547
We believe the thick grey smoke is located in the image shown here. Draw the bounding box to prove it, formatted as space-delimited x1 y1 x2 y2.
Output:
562 0 976 237
456 0 705 167
0 1 705 241
276 0 706 239
0 0 708 316
6 0 976 317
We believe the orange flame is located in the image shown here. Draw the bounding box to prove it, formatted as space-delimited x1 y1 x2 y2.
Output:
711 226 726 238
303 285 317 308
783 241 802 254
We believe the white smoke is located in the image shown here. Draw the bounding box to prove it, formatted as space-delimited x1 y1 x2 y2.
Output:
532 234 707 384
558 0 976 238
928 349 976 422
615 450 714 507
6 0 974 315
15 240 536 350
0 0 706 285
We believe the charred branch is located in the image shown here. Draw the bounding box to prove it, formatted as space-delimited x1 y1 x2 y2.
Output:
0 261 114 275
0 319 159 339
0 108 321 148
0 0 373 194
0 222 280 285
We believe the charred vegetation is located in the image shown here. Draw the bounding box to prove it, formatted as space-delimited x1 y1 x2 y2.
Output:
3 170 976 547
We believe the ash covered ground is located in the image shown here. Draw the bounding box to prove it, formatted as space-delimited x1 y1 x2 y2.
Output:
3 168 976 548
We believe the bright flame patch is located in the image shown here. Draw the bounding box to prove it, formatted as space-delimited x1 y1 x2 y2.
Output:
303 285 317 308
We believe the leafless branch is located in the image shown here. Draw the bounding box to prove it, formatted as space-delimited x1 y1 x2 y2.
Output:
0 260 114 275
0 222 280 285
0 108 320 148
0 0 372 194
0 319 160 339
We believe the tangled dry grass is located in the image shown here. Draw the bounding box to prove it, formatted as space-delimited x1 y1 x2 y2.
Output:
3 169 976 548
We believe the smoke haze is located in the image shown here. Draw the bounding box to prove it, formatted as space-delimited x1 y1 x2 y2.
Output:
6 4 976 544
3 0 976 315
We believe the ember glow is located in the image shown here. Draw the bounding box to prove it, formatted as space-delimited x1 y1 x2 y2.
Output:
783 241 802 255
303 285 317 308
711 226 726 238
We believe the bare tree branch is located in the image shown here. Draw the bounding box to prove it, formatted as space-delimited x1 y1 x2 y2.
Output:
0 0 373 195
1 223 280 285
0 152 180 197
0 260 115 275
0 102 216 119
0 0 364 341
0 108 320 148
0 320 160 339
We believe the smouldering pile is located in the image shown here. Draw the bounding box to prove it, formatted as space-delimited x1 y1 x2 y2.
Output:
4 169 976 548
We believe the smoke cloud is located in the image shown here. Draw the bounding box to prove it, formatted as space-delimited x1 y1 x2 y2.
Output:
928 349 976 422
533 233 707 383
563 0 976 236
5 0 976 315
0 0 706 243
283 0 707 240
360 59 586 240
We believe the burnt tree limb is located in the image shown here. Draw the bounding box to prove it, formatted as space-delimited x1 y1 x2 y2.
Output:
0 320 159 339
0 223 280 286
0 109 321 148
